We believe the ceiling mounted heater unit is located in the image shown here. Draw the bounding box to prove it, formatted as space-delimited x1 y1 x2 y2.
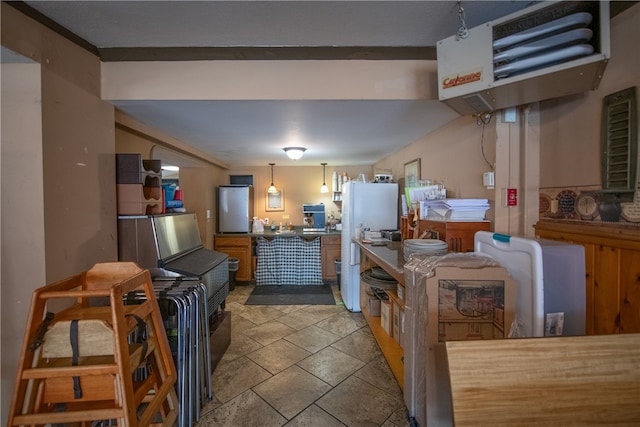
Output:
437 1 610 116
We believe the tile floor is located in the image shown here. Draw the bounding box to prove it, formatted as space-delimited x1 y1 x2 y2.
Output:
197 284 410 427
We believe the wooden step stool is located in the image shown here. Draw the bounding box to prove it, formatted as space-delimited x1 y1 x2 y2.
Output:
8 262 179 427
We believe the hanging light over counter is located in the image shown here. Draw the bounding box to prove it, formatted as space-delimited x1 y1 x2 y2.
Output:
267 163 278 193
320 163 329 193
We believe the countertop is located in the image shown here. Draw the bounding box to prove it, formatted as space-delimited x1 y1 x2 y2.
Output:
355 239 405 284
216 229 342 238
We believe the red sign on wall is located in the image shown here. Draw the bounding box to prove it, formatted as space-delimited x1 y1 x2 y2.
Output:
506 188 518 207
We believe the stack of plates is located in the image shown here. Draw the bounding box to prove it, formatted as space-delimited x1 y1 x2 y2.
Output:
361 267 397 290
403 239 448 261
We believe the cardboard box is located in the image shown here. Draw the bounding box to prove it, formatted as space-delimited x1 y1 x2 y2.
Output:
117 183 163 215
116 154 162 185
397 283 405 303
392 299 403 346
424 266 517 426
380 300 392 336
427 266 516 343
368 296 381 317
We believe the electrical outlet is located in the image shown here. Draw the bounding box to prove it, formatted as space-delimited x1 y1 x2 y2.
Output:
545 312 564 336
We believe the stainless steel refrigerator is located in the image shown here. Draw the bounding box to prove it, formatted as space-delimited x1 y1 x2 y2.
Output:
340 182 398 311
218 185 254 233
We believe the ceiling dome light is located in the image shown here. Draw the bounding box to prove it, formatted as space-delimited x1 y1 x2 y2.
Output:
283 147 306 160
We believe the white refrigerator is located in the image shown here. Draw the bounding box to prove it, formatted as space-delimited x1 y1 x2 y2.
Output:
340 182 399 311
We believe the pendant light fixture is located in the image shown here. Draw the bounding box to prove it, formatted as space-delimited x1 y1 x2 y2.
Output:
320 163 329 193
267 163 278 193
283 147 306 160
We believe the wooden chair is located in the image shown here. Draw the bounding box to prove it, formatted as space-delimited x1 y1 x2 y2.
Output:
8 262 178 427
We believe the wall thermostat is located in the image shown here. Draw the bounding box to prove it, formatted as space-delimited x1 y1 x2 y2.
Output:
483 172 495 189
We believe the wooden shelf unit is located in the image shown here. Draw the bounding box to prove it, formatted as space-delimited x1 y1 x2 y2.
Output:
360 301 404 390
357 240 405 389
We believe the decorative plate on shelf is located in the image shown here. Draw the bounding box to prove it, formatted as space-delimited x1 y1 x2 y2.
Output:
575 192 599 220
539 193 552 216
620 202 640 223
556 190 578 219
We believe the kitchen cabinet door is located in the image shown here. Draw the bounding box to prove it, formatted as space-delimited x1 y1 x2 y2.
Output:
619 249 640 333
321 235 341 281
593 244 621 335
583 242 596 335
214 236 252 281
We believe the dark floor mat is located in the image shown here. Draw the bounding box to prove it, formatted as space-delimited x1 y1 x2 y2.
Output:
244 285 336 305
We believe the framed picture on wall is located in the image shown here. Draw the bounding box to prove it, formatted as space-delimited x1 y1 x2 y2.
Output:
266 189 284 211
404 158 421 187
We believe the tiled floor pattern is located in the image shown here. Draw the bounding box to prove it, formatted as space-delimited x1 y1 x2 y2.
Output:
197 284 409 426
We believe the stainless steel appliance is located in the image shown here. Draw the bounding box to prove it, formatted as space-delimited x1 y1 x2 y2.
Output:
341 182 398 311
117 213 230 391
381 229 401 241
302 203 325 230
218 185 254 233
118 213 229 314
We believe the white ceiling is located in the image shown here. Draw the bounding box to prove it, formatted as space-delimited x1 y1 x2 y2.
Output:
16 1 540 168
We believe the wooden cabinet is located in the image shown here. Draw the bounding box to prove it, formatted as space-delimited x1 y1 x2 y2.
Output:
534 220 640 335
401 216 490 252
213 236 252 281
321 235 341 282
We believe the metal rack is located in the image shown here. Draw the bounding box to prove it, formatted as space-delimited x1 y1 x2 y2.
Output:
128 276 213 427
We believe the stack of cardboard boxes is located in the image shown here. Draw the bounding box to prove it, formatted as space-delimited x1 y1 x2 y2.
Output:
116 154 163 215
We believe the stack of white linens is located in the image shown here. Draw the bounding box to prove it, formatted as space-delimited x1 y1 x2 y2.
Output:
403 239 448 261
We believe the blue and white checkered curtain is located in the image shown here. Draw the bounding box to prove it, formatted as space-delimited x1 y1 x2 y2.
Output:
256 236 323 285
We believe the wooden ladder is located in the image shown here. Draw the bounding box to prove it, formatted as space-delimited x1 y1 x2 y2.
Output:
8 262 179 427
